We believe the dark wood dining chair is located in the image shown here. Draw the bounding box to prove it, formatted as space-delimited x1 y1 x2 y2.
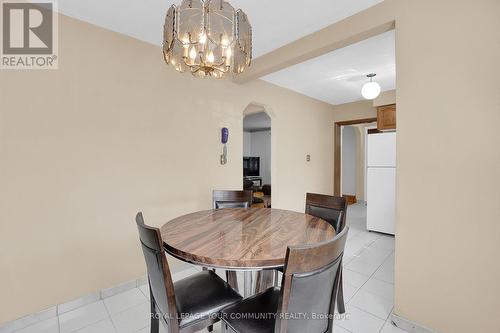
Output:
212 190 253 209
212 190 253 293
135 212 242 333
221 227 349 333
305 193 347 233
305 192 348 314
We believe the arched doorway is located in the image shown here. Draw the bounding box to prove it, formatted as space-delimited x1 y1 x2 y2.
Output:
243 103 272 208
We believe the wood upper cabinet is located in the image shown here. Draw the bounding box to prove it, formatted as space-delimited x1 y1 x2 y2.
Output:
377 104 396 131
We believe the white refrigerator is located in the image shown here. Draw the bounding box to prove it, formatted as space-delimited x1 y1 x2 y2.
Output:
366 132 396 235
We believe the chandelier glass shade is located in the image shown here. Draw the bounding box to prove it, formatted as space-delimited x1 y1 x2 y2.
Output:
163 0 252 79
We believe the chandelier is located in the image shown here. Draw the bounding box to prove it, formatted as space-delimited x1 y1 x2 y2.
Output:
163 0 252 79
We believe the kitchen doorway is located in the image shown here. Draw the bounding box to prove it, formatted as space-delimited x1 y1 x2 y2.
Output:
334 118 377 198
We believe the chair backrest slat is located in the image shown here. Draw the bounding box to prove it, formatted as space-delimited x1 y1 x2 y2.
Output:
213 190 253 209
276 227 348 333
305 193 348 232
135 213 178 330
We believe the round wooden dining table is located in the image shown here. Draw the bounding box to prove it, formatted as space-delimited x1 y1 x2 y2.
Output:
160 208 336 296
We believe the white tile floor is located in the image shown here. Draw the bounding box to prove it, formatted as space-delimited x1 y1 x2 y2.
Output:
6 204 406 333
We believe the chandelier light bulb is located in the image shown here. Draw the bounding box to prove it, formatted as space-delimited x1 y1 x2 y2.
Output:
189 47 197 60
199 32 207 44
207 51 215 64
361 74 381 100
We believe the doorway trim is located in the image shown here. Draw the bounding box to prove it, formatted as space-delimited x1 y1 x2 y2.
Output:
334 117 377 196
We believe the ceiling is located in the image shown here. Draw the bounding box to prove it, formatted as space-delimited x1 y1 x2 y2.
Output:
243 112 271 132
58 0 394 105
57 0 383 58
262 30 396 105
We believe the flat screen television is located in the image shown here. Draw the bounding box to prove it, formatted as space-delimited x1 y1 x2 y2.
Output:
243 157 260 177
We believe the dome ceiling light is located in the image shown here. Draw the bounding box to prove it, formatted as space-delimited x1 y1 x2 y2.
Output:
361 73 381 100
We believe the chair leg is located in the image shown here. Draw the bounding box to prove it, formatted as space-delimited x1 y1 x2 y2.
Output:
207 325 213 332
337 269 346 314
150 297 159 333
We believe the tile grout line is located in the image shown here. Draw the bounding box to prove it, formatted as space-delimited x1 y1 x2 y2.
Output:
341 210 396 332
337 205 385 333
334 323 354 333
138 284 150 299
102 298 118 333
348 247 393 300
62 289 148 333
377 306 397 333
63 268 196 333
342 238 395 328
60 304 107 333
6 274 151 331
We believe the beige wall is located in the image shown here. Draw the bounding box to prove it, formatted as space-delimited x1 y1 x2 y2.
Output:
331 100 377 123
301 0 500 331
394 1 500 332
329 3 500 331
0 14 336 323
373 89 396 107
3 1 500 331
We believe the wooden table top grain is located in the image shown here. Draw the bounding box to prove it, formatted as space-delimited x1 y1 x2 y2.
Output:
160 208 336 270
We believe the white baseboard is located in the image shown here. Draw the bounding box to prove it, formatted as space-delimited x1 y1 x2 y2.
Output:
0 261 194 331
392 313 439 333
0 275 147 332
1 258 195 332
100 279 138 300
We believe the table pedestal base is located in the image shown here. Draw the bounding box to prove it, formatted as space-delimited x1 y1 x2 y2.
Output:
243 271 253 297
